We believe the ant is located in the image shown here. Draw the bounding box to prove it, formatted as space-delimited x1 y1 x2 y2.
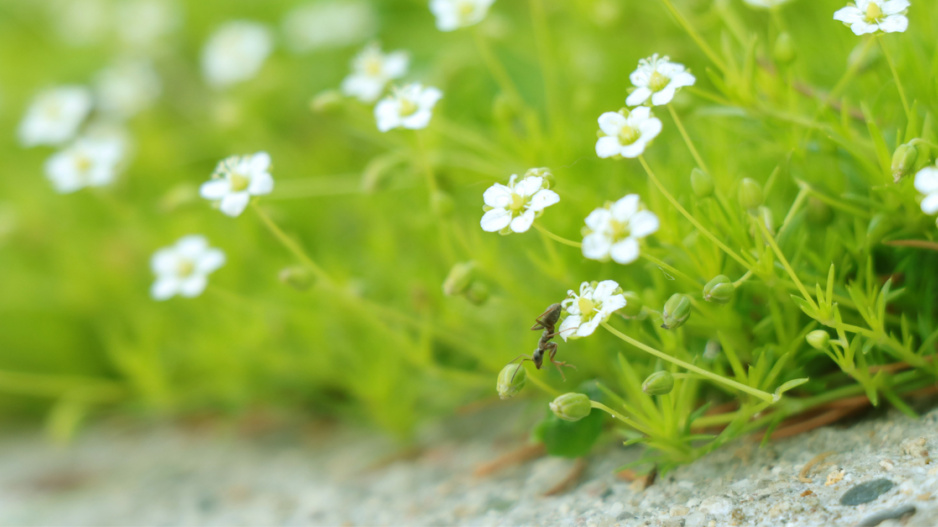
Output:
506 303 578 382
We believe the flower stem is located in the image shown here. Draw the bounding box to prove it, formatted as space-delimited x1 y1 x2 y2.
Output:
638 156 753 271
602 322 775 402
252 202 329 283
590 400 644 430
878 37 911 121
668 105 709 174
755 219 818 311
657 0 727 73
533 223 582 248
641 253 699 286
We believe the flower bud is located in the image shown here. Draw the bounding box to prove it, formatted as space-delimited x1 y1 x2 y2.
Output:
703 275 734 304
891 143 918 182
493 92 520 123
691 168 714 198
737 178 764 211
309 89 343 113
806 330 831 350
549 393 592 422
497 364 527 400
661 293 691 330
279 266 314 291
642 371 674 395
442 261 475 296
524 167 555 189
773 32 796 65
431 190 455 217
465 281 490 305
703 339 721 360
806 196 833 226
620 291 644 318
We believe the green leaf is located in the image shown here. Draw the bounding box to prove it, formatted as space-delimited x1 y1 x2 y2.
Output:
538 409 604 458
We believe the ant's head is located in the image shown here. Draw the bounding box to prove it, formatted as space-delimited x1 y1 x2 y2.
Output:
532 348 544 369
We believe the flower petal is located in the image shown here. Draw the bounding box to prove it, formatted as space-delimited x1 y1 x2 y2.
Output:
197 248 226 273
630 210 660 238
922 193 938 215
582 232 612 260
576 316 601 338
833 6 863 24
480 208 512 232
650 86 677 106
200 179 230 200
510 210 536 233
610 237 640 264
529 189 560 212
483 183 512 208
219 192 250 217
626 87 651 107
558 315 580 341
584 208 612 231
601 293 627 315
151 249 178 275
176 235 208 257
638 117 663 141
595 136 622 158
878 14 908 33
882 0 910 15
151 277 179 300
914 168 938 194
514 176 544 197
178 275 208 297
611 194 639 221
248 171 274 195
598 112 626 136
250 151 271 173
592 280 620 301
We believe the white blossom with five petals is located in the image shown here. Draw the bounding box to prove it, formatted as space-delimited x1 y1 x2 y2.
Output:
341 44 409 103
558 280 627 340
18 86 93 147
429 0 495 32
200 152 274 217
582 194 659 265
914 165 938 215
742 0 793 8
595 108 662 159
201 21 273 88
44 136 125 194
480 170 560 234
150 235 225 300
626 54 696 107
833 0 909 35
374 83 442 132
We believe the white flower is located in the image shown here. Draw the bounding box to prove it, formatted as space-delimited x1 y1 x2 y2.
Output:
44 136 124 194
114 0 181 48
150 235 225 300
50 0 109 47
374 84 443 132
341 44 409 103
201 21 273 88
742 0 793 8
480 170 560 234
558 280 627 340
626 54 696 107
94 60 162 119
833 0 909 35
430 0 495 31
914 166 938 215
18 86 93 147
282 1 377 53
582 194 659 265
595 108 662 159
200 152 274 217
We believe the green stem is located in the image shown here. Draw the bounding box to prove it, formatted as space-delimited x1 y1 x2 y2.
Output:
756 219 818 311
590 401 648 433
777 186 809 238
641 253 699 286
473 28 523 105
668 105 709 174
533 223 582 248
657 0 727 73
602 322 775 402
252 202 329 283
639 156 753 271
878 37 911 121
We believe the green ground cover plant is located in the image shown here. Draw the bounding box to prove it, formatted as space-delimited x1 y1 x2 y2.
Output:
1 0 937 471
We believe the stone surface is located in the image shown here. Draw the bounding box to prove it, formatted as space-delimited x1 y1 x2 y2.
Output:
841 479 896 506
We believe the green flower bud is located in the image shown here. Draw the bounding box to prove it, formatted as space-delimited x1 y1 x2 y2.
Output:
621 291 644 318
661 293 691 330
691 168 714 198
431 190 455 217
549 393 592 422
309 90 343 113
773 32 796 65
642 371 675 395
848 40 881 71
493 92 520 123
703 339 721 360
279 266 314 291
891 143 918 182
806 196 833 226
442 261 475 296
465 281 490 305
497 364 527 400
806 330 831 350
738 178 764 211
703 275 734 304
524 167 554 189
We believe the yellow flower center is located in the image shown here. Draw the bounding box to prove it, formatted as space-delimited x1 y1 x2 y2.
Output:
577 297 596 316
364 56 383 77
865 2 883 23
229 173 250 192
509 193 525 212
176 259 195 277
458 1 476 20
610 219 631 240
73 154 93 175
648 70 670 92
399 98 418 117
618 125 640 145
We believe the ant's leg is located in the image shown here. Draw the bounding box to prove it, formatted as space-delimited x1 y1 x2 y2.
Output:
507 356 533 383
547 343 577 381
543 325 580 340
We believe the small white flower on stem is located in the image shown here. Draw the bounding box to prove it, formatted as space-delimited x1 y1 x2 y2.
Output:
582 194 659 264
150 235 225 300
18 86 93 147
201 21 273 88
595 107 662 159
480 169 559 234
200 152 274 217
374 83 442 132
626 54 696 107
914 166 938 215
742 0 793 8
430 0 495 31
282 1 377 53
94 59 162 119
341 44 409 103
833 0 909 35
44 136 125 194
558 280 627 340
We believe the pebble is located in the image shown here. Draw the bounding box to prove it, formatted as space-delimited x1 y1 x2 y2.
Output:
840 479 895 506
857 504 916 527
900 437 928 458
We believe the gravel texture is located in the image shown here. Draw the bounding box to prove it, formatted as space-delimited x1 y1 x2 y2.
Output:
0 404 936 526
